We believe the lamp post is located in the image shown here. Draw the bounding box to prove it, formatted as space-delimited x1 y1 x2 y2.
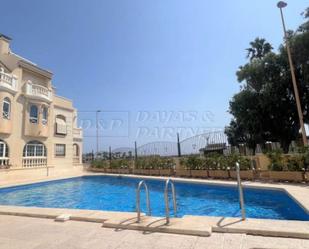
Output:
96 110 101 157
277 1 308 146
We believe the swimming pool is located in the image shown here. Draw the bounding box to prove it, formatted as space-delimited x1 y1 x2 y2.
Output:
0 175 308 221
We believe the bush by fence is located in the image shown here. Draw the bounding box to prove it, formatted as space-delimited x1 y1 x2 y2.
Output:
180 154 251 171
267 147 309 172
135 156 174 170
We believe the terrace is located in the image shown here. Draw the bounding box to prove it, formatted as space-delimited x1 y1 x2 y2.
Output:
0 68 18 94
25 80 53 103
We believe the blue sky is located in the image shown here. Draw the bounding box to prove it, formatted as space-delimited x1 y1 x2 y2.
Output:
1 0 308 152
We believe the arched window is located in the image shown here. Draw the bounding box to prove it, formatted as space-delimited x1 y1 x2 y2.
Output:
30 105 38 124
23 141 46 157
42 106 48 125
73 144 79 157
55 115 67 135
0 140 9 158
3 97 11 120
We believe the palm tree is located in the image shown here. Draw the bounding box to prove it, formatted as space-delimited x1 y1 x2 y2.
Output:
246 38 273 61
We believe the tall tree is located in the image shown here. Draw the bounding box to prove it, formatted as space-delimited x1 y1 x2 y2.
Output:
246 38 273 61
225 7 309 153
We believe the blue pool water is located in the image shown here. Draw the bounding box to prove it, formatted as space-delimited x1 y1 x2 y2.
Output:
0 175 308 221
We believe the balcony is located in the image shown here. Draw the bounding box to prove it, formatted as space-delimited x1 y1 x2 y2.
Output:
0 158 10 168
22 157 47 168
25 81 53 103
0 68 18 94
73 128 83 141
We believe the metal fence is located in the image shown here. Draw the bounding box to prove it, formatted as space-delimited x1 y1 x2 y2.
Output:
83 131 230 162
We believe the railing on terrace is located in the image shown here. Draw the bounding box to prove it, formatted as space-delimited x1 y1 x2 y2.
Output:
0 158 10 168
22 157 47 168
0 68 18 93
25 81 53 102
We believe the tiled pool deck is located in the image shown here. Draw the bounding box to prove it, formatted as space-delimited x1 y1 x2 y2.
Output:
2 215 309 249
0 172 309 239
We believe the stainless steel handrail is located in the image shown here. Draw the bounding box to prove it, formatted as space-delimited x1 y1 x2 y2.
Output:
164 179 177 224
236 162 246 220
136 180 151 223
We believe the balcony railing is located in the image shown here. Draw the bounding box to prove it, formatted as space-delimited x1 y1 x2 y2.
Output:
0 158 10 168
22 157 47 168
25 81 53 102
0 68 18 94
73 128 83 140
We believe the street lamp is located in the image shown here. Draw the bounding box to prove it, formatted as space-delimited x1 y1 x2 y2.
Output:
96 110 101 157
277 1 308 146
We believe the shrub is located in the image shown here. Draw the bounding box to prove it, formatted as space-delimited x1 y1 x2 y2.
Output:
180 154 251 171
204 153 222 170
302 146 309 171
136 156 174 169
267 149 285 171
91 160 109 169
286 155 304 172
110 159 132 169
267 148 307 171
180 156 205 170
228 154 251 170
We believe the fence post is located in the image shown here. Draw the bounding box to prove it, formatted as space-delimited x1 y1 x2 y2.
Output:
109 146 112 167
177 133 181 157
91 150 95 161
134 141 138 160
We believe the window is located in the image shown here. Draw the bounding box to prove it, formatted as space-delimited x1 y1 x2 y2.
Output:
30 105 38 124
55 115 67 135
23 141 46 157
0 140 9 158
3 97 11 120
55 144 66 157
73 144 79 157
42 107 48 125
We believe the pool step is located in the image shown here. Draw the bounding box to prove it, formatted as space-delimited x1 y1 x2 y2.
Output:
102 215 212 237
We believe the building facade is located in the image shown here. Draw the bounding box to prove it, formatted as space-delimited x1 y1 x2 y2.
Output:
0 34 83 174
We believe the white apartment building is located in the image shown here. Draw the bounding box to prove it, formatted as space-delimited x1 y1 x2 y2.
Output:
0 33 83 177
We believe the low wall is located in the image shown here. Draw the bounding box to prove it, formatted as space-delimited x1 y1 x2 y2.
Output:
0 166 85 186
88 168 309 183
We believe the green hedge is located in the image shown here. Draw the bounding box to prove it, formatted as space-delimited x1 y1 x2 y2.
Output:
91 159 133 169
91 160 109 169
267 148 308 171
180 154 251 170
110 159 132 169
135 156 174 169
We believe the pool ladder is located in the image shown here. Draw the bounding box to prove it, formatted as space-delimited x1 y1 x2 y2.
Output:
136 179 177 224
164 179 177 224
136 180 151 223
